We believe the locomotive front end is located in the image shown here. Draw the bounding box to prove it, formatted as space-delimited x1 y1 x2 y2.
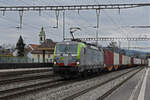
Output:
53 42 80 77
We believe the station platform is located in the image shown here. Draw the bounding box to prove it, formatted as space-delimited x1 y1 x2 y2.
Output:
105 66 150 100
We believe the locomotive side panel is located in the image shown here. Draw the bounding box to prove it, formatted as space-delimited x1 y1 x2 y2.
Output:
80 47 104 70
99 49 104 67
79 48 86 66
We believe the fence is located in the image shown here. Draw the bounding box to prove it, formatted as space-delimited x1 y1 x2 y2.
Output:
0 56 32 63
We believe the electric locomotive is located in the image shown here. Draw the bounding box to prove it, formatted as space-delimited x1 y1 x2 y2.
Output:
53 40 104 78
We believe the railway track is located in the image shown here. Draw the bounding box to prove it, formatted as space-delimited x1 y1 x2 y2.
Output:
0 68 54 85
0 68 61 100
63 67 144 100
0 67 143 100
0 78 64 100
0 72 100 100
0 71 54 85
0 67 109 100
13 67 141 100
0 67 52 77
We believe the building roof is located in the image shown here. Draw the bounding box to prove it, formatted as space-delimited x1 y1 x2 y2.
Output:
38 39 56 49
31 50 53 54
28 44 40 50
31 39 56 54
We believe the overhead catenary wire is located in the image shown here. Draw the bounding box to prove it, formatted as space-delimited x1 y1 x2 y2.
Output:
0 0 149 45
103 10 126 35
0 1 40 30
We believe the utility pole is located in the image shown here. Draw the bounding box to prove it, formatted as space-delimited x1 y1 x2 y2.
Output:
55 10 59 28
96 9 100 46
63 11 65 41
19 10 23 28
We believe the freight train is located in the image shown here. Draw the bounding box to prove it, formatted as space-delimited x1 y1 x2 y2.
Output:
53 40 147 78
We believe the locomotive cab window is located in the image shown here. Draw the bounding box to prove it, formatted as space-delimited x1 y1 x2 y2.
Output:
56 44 78 54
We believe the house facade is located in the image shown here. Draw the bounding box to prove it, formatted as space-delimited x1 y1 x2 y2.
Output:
31 39 55 63
27 27 56 63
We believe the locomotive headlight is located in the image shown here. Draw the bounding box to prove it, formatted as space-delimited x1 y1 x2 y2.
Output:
54 61 56 64
76 61 80 65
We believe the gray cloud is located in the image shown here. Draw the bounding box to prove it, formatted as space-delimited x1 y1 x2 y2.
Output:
0 0 149 52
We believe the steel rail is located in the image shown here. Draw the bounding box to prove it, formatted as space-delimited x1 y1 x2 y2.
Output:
0 73 55 85
0 79 64 100
0 68 52 77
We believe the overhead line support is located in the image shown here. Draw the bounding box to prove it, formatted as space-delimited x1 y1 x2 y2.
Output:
19 10 23 28
62 10 65 41
0 3 147 11
64 37 150 41
96 9 100 45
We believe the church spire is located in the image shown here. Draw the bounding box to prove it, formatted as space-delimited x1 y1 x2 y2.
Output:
39 27 46 44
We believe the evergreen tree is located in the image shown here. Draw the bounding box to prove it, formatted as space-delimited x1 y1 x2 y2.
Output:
16 35 25 56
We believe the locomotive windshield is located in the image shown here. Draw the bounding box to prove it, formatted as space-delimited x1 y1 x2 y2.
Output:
56 44 78 54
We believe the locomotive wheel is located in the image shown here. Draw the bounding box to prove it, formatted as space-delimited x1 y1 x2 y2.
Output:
82 71 87 78
107 66 113 71
114 65 118 70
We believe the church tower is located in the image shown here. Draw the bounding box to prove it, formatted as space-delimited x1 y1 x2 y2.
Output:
39 27 46 44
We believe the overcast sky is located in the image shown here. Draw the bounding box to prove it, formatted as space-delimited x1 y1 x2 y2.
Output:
0 0 150 52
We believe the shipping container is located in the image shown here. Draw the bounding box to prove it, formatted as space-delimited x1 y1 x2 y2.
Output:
134 58 141 64
148 59 150 66
122 55 128 65
128 57 131 64
131 57 134 65
119 54 122 65
145 59 147 65
114 52 119 65
104 50 113 66
142 59 145 65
